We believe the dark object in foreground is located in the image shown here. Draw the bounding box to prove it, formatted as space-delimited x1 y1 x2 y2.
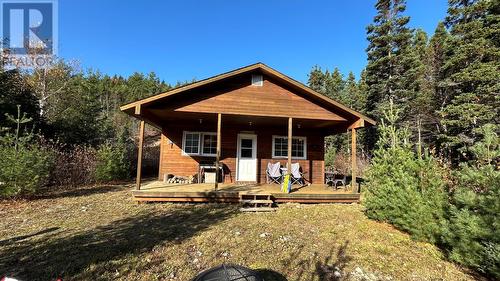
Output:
193 264 264 281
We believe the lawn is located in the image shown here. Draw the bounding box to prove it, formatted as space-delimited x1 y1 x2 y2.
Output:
0 183 475 281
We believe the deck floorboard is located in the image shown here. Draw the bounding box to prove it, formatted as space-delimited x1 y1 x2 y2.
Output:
133 181 360 203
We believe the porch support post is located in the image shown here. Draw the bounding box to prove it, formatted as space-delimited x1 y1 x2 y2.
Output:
351 128 357 193
215 113 222 190
136 120 145 190
287 117 293 175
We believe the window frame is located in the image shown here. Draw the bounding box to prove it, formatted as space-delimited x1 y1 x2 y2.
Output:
251 74 263 86
182 131 217 157
271 135 307 160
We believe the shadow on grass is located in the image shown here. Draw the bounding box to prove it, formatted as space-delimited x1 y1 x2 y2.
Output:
315 241 352 280
0 227 60 246
34 184 125 200
255 269 288 281
0 204 238 280
279 241 352 280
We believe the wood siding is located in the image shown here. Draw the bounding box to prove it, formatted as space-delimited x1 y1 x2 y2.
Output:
159 123 325 184
156 74 346 121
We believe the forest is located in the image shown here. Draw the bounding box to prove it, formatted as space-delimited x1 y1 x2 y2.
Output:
0 0 498 278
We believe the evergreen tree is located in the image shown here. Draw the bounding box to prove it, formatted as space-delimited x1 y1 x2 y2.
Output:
308 65 327 94
342 72 358 110
428 22 451 147
365 0 414 152
440 0 500 162
443 124 500 278
0 69 40 130
325 67 345 100
364 100 447 243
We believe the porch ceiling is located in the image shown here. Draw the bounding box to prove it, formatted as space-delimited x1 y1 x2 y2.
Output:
144 109 349 134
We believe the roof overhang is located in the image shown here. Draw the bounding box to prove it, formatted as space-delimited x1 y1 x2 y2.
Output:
121 63 376 130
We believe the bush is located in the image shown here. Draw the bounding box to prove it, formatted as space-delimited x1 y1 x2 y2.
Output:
0 139 54 197
363 102 447 243
94 141 130 182
443 124 500 278
48 143 98 186
0 107 54 197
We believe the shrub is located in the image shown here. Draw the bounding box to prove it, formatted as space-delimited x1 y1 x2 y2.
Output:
0 107 54 197
443 124 500 278
363 102 447 243
0 139 54 197
94 140 130 182
48 143 98 186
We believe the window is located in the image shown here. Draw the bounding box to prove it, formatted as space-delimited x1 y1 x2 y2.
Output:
202 133 217 155
183 132 200 154
240 138 253 158
251 74 263 86
182 131 217 156
272 136 307 159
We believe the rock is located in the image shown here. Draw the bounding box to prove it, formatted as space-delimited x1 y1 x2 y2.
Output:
259 232 270 238
279 235 292 242
334 271 342 278
192 258 199 263
234 231 241 236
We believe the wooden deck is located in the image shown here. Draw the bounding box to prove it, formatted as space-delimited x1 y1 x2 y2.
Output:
133 181 360 204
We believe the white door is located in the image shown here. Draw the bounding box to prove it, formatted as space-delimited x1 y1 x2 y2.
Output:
237 134 257 182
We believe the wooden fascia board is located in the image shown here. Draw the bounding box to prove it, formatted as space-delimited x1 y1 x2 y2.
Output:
348 119 365 129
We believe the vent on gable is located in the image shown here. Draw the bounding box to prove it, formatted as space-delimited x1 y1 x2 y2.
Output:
251 74 263 86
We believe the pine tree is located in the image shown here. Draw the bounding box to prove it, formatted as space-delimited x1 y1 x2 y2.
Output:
365 0 414 152
440 0 500 162
364 99 447 243
443 124 500 278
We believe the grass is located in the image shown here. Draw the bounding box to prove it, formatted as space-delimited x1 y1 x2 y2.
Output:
0 183 475 281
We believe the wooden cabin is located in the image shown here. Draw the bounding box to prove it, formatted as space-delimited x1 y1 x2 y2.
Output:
121 63 375 203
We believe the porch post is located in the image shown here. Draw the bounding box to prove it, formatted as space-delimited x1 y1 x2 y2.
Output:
215 113 222 190
287 117 293 175
136 120 145 190
351 128 357 193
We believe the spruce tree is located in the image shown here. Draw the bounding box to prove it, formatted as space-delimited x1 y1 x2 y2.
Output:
365 0 414 152
428 22 450 148
307 65 327 94
325 67 345 100
342 72 358 109
440 0 500 162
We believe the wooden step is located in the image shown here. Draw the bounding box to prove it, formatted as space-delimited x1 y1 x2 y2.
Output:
240 207 276 212
239 199 274 204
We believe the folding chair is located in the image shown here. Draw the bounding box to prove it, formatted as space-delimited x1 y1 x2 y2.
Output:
289 163 309 186
266 162 282 184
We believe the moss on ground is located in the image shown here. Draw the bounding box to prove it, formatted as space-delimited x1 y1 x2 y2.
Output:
0 184 474 280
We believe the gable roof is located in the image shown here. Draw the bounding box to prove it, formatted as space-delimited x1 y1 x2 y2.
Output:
120 62 375 126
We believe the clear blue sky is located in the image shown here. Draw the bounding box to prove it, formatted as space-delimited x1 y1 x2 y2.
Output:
58 0 448 84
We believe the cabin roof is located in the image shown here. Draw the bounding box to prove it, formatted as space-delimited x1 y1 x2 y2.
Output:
120 63 376 126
